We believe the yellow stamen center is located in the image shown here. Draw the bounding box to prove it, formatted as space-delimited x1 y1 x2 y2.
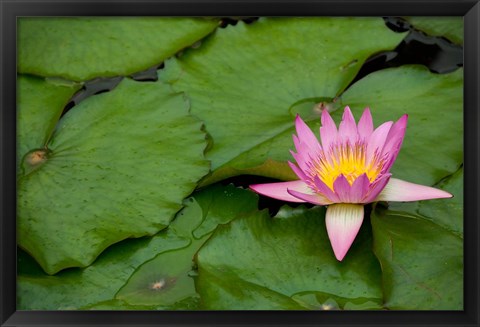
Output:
312 142 383 191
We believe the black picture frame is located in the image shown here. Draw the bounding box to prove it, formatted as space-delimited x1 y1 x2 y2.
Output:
1 0 479 326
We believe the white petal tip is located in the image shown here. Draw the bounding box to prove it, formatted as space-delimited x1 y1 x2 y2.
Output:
325 204 364 262
375 178 455 202
438 190 454 199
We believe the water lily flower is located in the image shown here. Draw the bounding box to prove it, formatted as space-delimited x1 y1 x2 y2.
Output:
250 106 452 261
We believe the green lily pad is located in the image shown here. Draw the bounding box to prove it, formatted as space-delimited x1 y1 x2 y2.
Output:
115 184 259 307
291 291 382 310
196 205 383 310
417 168 463 236
17 77 210 274
160 17 406 183
80 298 200 310
340 65 463 186
371 207 463 310
17 184 257 310
371 167 463 310
197 267 307 310
114 198 205 308
115 239 205 307
388 167 463 237
17 75 81 167
17 232 191 310
191 183 259 238
405 17 463 45
17 198 202 310
18 17 219 81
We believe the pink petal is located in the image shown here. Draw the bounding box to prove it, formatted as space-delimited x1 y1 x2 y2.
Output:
250 180 311 203
363 173 391 203
326 203 364 261
288 161 308 181
294 138 315 162
366 121 393 162
381 114 408 172
320 109 338 151
313 175 340 202
338 106 358 144
295 115 322 155
374 178 453 202
332 174 352 202
287 188 332 205
290 150 310 173
292 134 302 152
291 135 316 171
383 114 408 154
350 173 371 203
357 108 374 140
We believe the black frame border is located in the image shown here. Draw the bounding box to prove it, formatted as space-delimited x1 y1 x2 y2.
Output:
1 1 479 326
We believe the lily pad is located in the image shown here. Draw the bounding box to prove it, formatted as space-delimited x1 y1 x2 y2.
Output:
18 184 255 310
196 205 383 310
291 291 382 310
18 17 219 81
115 239 205 307
80 299 175 310
405 17 463 45
115 184 259 307
340 65 463 186
197 267 306 310
17 75 81 167
371 207 463 310
160 17 406 183
191 183 259 238
371 167 463 311
114 198 205 308
388 167 463 237
17 77 210 274
417 168 463 236
17 231 191 310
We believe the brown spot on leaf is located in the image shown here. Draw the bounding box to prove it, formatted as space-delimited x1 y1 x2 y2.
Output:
26 150 48 166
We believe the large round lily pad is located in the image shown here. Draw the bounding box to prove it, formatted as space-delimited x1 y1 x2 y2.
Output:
369 161 463 310
18 17 219 81
18 184 259 309
17 232 190 310
196 205 383 310
17 77 210 274
160 17 406 184
371 206 463 310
